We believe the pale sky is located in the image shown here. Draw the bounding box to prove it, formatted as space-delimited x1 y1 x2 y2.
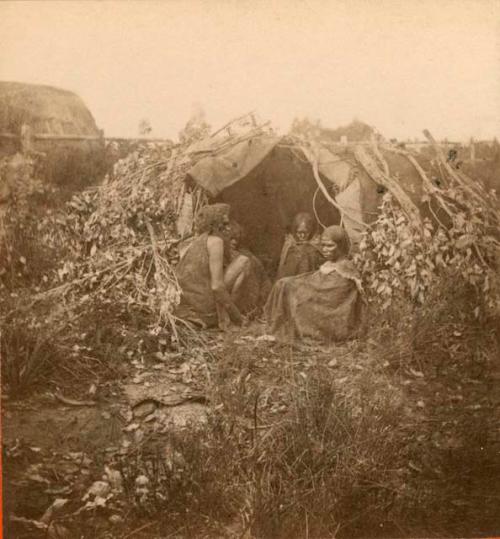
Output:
1 0 499 141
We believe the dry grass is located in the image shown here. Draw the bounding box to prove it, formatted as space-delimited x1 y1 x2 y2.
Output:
96 275 500 539
3 290 499 538
107 339 408 538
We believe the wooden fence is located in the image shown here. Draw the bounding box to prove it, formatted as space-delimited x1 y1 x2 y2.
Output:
1 124 496 163
0 124 172 153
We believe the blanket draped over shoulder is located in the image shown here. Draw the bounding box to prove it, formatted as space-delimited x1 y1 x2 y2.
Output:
277 235 324 279
265 259 363 343
175 233 219 328
175 234 271 327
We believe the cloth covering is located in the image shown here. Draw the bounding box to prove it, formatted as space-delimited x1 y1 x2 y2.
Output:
188 136 280 196
175 233 271 327
277 236 324 279
186 135 352 197
335 178 364 246
175 233 218 328
265 259 363 343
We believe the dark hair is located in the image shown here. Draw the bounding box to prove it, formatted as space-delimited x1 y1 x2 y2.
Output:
291 212 315 237
321 225 350 256
195 203 231 234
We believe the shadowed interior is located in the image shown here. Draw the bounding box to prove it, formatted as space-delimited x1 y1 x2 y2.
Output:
214 145 340 273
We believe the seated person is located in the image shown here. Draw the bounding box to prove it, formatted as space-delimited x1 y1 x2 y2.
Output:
227 221 272 317
264 225 363 343
175 203 245 329
277 212 324 279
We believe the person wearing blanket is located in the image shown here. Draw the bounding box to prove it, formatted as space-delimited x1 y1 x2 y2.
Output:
265 225 363 343
175 203 247 329
276 212 324 279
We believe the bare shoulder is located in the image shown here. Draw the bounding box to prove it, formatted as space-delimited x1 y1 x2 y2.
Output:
206 234 224 253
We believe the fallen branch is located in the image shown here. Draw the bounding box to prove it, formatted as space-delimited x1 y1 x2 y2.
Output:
53 392 96 407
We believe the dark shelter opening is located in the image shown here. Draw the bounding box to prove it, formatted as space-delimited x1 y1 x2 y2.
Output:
183 130 460 279
187 142 340 274
215 146 339 272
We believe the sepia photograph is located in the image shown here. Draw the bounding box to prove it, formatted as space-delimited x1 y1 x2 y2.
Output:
1 1 499 537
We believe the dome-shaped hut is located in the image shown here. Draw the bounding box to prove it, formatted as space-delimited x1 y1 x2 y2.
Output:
0 81 106 188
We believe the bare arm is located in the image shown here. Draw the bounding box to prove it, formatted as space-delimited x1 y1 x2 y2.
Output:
207 235 243 326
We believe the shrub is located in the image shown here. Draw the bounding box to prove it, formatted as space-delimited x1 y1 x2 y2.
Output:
366 272 499 376
0 320 60 396
0 153 58 290
356 192 499 313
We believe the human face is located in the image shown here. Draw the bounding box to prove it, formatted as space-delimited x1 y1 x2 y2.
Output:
321 239 339 261
295 222 311 243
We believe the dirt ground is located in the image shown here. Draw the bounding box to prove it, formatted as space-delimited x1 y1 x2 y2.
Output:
2 323 500 538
